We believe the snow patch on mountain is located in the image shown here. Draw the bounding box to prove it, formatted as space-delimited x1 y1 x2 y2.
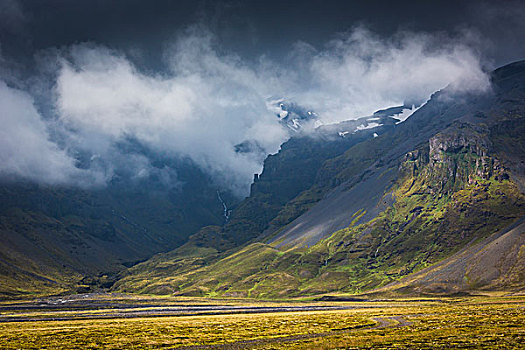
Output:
356 122 382 131
393 105 420 124
266 98 319 133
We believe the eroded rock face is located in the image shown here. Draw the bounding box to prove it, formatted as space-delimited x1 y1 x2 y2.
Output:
400 123 509 195
429 128 490 162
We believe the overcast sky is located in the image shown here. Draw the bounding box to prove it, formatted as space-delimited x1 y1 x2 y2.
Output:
2 0 525 69
1 0 524 195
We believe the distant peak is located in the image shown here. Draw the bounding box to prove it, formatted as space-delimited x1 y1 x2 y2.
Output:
266 98 319 133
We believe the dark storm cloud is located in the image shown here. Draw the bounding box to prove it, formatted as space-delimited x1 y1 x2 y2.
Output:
467 0 525 66
0 0 25 31
3 0 523 68
0 0 524 194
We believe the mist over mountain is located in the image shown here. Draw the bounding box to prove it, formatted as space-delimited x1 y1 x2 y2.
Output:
115 60 525 297
1 24 492 195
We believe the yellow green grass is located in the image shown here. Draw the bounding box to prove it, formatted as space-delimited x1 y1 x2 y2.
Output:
0 295 523 349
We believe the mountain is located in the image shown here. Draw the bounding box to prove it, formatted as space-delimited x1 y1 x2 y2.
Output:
374 217 525 296
266 98 320 133
111 106 397 295
0 156 237 297
114 61 525 297
0 96 392 298
2 61 524 299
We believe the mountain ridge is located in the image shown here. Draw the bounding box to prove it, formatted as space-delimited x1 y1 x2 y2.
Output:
114 60 525 297
2 60 525 298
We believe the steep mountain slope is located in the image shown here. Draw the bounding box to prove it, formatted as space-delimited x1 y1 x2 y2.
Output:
190 112 400 250
113 119 395 295
223 131 376 245
0 99 400 297
374 217 525 296
115 60 525 297
0 157 234 297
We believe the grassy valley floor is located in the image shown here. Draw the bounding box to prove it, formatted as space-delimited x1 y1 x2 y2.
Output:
0 294 523 349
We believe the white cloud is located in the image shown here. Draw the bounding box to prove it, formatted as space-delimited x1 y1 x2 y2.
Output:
0 81 98 185
288 27 490 123
55 38 288 195
0 26 492 194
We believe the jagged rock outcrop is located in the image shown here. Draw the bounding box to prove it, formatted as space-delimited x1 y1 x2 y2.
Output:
411 124 510 194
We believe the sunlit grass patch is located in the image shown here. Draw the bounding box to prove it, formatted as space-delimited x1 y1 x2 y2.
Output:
0 296 523 349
